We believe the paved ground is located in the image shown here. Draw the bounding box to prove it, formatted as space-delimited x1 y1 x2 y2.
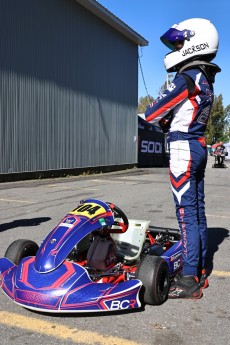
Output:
0 156 229 345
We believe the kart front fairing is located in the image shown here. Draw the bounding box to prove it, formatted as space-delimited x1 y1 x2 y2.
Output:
0 256 141 312
35 199 115 273
0 199 142 312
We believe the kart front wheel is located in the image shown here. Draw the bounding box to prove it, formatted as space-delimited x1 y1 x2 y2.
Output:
136 255 169 305
5 239 39 265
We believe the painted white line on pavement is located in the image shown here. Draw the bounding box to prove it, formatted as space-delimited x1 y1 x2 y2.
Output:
206 214 230 219
0 198 36 204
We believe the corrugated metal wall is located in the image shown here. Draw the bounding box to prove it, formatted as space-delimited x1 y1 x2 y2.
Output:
0 0 138 175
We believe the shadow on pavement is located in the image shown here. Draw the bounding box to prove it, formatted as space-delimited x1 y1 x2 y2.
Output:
206 227 229 272
0 217 51 233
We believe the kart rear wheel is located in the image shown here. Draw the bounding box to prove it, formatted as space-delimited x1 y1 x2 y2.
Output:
136 255 169 305
5 239 39 265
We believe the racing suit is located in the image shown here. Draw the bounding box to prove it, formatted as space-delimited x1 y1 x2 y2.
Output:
145 67 214 277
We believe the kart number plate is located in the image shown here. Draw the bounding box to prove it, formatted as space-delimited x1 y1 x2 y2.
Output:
70 203 106 219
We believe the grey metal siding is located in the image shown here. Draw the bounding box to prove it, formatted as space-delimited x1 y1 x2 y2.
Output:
0 0 138 174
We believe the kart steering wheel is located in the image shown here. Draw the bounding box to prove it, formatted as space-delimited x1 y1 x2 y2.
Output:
106 202 129 233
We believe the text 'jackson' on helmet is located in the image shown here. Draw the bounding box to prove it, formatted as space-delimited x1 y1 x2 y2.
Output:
160 18 219 72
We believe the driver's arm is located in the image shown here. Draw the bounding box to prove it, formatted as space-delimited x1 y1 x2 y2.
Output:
145 74 189 124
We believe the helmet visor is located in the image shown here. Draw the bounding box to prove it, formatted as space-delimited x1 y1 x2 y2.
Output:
160 27 194 50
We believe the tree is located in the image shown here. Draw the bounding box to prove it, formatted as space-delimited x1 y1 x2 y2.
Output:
205 94 226 144
138 95 155 114
225 104 230 123
222 105 230 142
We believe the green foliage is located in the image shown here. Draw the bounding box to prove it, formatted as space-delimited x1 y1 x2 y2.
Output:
138 95 155 114
205 94 229 144
222 105 230 142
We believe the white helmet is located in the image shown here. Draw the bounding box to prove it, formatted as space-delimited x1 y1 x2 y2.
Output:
160 18 219 72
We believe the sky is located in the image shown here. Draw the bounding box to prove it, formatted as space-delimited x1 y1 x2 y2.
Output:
96 0 230 108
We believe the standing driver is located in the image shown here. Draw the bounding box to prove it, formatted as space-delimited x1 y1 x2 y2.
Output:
145 18 221 299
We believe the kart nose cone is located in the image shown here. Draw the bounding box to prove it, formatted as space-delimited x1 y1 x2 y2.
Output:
0 257 142 313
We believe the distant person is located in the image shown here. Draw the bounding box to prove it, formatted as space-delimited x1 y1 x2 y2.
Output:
214 142 226 165
145 18 221 298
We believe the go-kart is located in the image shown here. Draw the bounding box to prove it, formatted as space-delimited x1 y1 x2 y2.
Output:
0 199 182 313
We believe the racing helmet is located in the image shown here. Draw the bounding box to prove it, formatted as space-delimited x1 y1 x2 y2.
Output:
160 18 219 72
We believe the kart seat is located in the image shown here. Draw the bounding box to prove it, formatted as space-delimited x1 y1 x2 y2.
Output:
111 219 150 262
86 235 116 271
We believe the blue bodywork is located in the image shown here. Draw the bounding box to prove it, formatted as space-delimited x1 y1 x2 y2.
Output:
0 199 182 312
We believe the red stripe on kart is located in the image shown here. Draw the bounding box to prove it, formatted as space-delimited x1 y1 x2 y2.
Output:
19 257 34 288
49 262 75 289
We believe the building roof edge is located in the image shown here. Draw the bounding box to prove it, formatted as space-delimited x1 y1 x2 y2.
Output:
75 0 149 47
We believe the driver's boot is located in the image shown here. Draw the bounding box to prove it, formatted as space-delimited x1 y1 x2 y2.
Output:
168 275 202 299
199 268 209 289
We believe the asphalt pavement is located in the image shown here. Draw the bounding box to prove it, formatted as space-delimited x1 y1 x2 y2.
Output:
0 156 229 345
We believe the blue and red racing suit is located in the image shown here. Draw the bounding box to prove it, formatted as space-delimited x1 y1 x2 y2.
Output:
145 68 214 276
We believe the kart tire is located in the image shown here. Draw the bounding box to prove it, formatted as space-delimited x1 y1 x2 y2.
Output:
4 239 39 265
136 255 169 305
